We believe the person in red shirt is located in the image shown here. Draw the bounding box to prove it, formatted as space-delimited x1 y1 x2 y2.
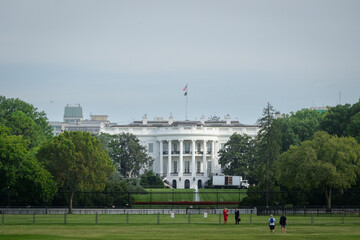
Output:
223 208 229 224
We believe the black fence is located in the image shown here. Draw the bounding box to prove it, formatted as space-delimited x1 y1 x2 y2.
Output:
1 189 360 210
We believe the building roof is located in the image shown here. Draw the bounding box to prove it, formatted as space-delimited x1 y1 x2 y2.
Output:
64 104 83 118
111 120 257 128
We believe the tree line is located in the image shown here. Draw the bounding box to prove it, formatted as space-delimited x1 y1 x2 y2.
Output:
219 101 360 211
1 95 360 212
0 96 158 212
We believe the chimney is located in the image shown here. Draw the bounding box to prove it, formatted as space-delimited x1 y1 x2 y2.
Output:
226 114 231 125
275 111 281 119
168 115 174 125
142 114 148 125
200 115 205 124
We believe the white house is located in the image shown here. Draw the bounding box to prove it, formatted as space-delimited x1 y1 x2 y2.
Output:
100 115 259 189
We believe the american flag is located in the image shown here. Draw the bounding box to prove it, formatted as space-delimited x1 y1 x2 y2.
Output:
183 85 188 95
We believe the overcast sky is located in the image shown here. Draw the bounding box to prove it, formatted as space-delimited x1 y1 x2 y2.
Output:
1 0 359 124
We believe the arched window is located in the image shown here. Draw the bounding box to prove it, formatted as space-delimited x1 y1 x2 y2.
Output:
184 179 190 189
198 179 202 189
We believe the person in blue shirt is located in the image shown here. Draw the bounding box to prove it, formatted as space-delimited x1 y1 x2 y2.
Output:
268 215 276 234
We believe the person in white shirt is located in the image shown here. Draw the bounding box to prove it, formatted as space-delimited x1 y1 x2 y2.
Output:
268 215 276 234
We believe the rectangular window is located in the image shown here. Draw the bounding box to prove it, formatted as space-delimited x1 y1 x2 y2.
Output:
173 143 178 152
207 161 211 174
185 161 190 173
148 143 153 153
173 161 178 173
184 142 190 153
207 142 212 154
163 142 168 154
197 143 201 153
221 143 226 150
197 161 201 173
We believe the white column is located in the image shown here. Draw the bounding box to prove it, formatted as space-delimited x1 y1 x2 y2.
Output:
211 140 215 175
160 140 163 176
179 140 183 177
203 140 207 178
192 140 196 178
168 140 172 176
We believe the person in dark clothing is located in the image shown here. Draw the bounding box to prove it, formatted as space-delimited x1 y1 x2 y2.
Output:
279 213 287 233
235 208 240 224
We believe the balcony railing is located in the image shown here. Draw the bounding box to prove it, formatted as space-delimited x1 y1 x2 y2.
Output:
163 151 211 155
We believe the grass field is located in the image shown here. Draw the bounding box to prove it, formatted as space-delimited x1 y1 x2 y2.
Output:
1 214 360 239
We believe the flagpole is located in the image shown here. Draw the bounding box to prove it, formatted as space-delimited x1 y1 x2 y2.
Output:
186 89 188 121
183 83 188 121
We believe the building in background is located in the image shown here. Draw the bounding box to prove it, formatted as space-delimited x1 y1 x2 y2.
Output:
49 104 112 136
100 114 259 189
63 104 83 123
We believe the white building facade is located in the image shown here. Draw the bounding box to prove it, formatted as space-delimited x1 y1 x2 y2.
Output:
100 115 259 189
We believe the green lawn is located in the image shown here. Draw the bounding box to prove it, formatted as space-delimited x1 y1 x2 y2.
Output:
1 219 360 240
2 213 360 225
133 189 248 202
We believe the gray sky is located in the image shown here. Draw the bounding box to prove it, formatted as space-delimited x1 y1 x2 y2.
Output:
1 0 359 124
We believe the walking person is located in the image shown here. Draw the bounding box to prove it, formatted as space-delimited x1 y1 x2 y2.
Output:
279 213 287 233
235 208 240 224
223 207 229 224
268 214 276 234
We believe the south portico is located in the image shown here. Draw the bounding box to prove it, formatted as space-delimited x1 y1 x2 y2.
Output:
157 138 218 189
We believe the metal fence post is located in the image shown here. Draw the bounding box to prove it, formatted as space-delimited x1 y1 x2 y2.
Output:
126 213 129 224
95 212 98 224
33 213 35 224
219 212 221 224
311 212 314 225
250 210 253 224
2 212 4 225
342 211 344 224
64 213 67 224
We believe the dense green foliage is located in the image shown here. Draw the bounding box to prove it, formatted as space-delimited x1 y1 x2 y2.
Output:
320 101 360 142
277 109 324 152
218 133 256 182
254 103 282 207
0 96 53 148
140 170 164 188
37 131 115 212
276 131 360 211
98 133 153 178
0 96 57 206
221 101 360 209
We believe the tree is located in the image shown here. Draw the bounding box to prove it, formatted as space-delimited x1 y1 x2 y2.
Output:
37 131 115 213
346 112 360 142
0 96 52 148
104 173 134 207
320 104 351 137
276 131 360 212
140 170 164 188
0 125 57 206
218 133 256 182
277 109 324 152
255 103 282 208
98 133 153 178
